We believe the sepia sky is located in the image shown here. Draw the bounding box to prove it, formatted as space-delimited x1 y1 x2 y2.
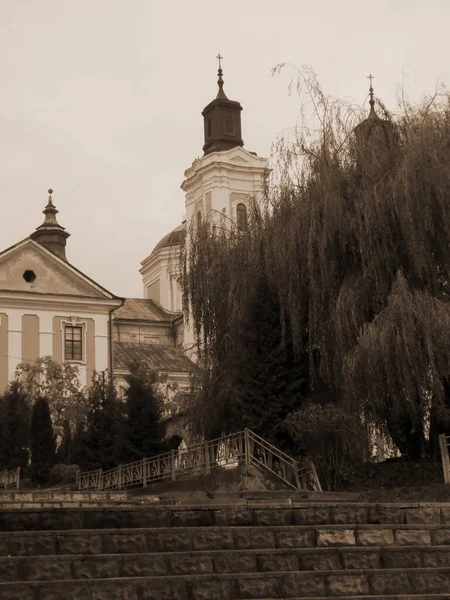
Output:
1 0 448 298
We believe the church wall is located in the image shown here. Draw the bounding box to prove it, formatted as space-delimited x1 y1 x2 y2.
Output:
0 314 8 391
146 279 160 303
113 321 175 346
174 318 184 347
0 307 110 391
141 249 182 313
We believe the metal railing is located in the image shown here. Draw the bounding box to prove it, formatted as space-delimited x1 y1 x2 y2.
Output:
78 429 322 492
0 467 20 489
439 434 450 484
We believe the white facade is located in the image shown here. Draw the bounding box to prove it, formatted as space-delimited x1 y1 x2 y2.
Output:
140 241 184 313
182 146 267 229
0 237 122 391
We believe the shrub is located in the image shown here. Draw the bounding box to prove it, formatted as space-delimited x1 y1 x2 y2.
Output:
286 403 368 491
49 464 80 485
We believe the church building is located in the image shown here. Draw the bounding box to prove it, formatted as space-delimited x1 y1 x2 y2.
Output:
0 63 387 404
0 190 123 390
0 61 268 394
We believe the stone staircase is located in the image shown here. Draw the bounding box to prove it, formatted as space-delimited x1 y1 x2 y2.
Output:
1 494 450 599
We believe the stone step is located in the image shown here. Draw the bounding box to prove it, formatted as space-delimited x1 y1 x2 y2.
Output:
2 525 450 556
240 597 450 600
1 502 450 531
0 491 129 502
0 501 142 509
0 568 450 599
2 546 450 581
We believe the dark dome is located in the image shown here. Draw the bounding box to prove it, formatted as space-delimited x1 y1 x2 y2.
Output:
151 222 186 256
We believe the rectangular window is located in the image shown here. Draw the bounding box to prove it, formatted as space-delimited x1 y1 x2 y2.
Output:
64 325 83 361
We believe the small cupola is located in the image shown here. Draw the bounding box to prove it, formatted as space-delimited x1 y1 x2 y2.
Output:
202 55 244 155
354 74 394 146
30 189 70 260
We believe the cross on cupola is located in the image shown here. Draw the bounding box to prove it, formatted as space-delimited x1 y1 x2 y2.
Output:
367 73 378 118
201 55 244 155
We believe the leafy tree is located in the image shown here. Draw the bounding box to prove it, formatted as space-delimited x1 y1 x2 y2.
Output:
0 381 30 471
30 397 55 485
123 361 165 461
14 356 87 429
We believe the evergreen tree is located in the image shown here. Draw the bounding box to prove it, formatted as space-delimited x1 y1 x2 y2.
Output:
80 371 123 470
0 382 30 471
70 419 90 470
123 361 165 461
30 397 55 485
233 278 309 450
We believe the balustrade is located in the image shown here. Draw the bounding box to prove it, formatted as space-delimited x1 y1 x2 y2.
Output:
78 429 321 492
0 467 20 489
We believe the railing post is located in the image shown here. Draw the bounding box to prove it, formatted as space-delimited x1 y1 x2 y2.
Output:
244 429 251 466
118 464 123 489
204 442 210 474
142 458 147 487
171 450 176 481
439 434 450 484
16 467 20 490
97 468 103 491
309 460 322 492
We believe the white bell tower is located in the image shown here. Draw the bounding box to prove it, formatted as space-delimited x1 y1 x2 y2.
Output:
181 58 268 356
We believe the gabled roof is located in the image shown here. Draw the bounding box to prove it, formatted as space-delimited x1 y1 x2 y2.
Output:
113 298 181 322
113 341 194 373
0 237 121 301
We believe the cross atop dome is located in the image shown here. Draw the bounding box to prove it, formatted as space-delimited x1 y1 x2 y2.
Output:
216 53 227 100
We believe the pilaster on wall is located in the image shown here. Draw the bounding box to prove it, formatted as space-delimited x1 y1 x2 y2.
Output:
22 315 39 365
0 314 8 392
7 310 23 381
39 313 54 357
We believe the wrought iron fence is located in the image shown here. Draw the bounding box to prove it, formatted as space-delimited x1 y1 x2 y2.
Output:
0 467 20 489
439 434 450 484
78 429 321 492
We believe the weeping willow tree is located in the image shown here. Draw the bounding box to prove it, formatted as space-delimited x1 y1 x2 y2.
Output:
180 67 450 459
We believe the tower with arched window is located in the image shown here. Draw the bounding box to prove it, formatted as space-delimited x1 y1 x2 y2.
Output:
140 60 268 358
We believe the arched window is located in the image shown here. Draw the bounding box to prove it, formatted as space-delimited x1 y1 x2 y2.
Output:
236 203 248 231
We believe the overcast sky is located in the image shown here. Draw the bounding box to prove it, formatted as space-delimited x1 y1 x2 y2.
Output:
1 0 448 298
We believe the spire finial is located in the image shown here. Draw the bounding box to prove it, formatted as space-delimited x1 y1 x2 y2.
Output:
31 187 70 260
367 73 377 117
216 53 228 99
43 188 59 222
